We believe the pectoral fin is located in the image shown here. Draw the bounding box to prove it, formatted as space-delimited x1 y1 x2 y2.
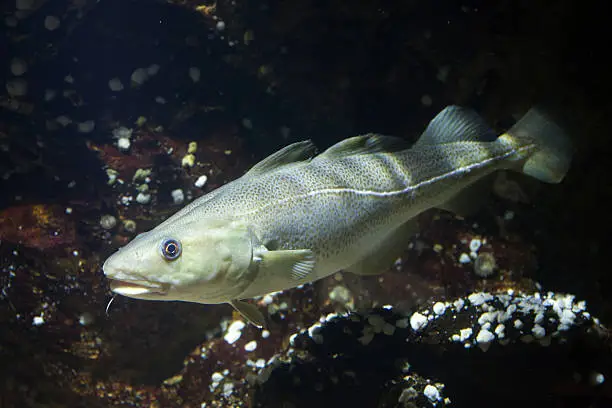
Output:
260 249 316 281
345 219 419 276
230 300 267 328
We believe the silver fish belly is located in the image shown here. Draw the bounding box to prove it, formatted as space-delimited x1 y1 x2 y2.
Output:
102 105 572 327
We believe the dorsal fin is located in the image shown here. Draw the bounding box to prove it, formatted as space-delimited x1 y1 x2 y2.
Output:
415 106 497 146
316 134 410 160
244 140 316 177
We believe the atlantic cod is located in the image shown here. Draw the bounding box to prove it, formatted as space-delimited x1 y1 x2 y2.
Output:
103 106 572 327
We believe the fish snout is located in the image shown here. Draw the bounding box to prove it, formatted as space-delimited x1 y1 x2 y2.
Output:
102 251 122 278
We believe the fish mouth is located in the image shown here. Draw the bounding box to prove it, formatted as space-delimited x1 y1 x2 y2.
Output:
109 279 170 296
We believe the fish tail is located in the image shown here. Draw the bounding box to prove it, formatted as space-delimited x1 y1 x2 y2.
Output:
504 107 573 183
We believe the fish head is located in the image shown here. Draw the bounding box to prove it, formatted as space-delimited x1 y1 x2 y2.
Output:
102 217 257 304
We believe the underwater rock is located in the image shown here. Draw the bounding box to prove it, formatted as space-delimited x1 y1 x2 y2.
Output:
73 288 607 407
250 291 608 407
0 204 77 250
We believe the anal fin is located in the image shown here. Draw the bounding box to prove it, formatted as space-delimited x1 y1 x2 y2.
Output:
345 219 419 276
436 173 495 217
230 300 267 328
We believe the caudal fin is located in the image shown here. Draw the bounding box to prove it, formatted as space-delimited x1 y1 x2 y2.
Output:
507 108 573 183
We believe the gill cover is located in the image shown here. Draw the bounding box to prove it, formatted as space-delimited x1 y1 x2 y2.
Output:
204 218 257 284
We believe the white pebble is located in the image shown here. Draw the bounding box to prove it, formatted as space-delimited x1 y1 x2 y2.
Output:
432 302 446 315
108 77 124 91
44 15 60 31
194 175 208 188
171 189 185 205
478 311 498 326
222 382 234 397
10 58 27 76
468 292 491 306
223 320 245 344
244 340 257 352
591 372 605 385
117 137 131 151
32 315 44 326
99 214 117 229
423 384 440 402
136 193 151 204
261 330 270 339
469 238 482 252
131 68 149 85
6 78 27 97
459 327 473 342
409 312 428 332
77 120 95 133
211 372 224 382
559 309 576 326
189 67 201 83
476 328 495 343
216 20 226 31
458 253 471 264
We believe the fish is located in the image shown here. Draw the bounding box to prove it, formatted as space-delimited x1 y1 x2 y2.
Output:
102 105 572 327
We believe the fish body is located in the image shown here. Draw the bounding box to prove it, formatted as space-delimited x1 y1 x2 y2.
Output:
103 106 572 326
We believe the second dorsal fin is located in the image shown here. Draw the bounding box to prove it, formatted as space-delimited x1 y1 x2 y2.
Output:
316 134 410 160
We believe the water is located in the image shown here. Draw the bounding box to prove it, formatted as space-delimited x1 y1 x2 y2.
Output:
0 0 610 407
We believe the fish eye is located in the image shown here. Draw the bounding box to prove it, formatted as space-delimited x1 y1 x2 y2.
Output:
160 238 182 261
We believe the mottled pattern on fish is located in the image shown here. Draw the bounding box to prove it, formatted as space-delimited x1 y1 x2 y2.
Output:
165 140 525 270
103 105 572 324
